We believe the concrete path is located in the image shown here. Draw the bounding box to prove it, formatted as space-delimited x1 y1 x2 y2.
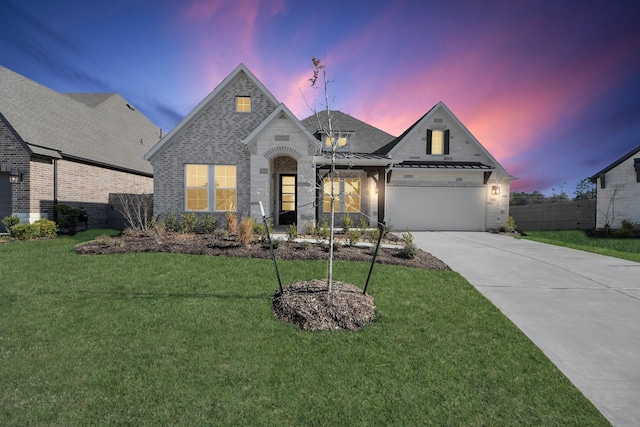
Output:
412 232 640 427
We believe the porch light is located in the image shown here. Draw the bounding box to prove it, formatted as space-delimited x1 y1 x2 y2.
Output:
9 169 22 184
491 185 500 195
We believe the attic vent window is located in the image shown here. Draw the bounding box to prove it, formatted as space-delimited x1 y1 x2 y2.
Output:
434 118 443 123
236 96 251 112
126 103 135 111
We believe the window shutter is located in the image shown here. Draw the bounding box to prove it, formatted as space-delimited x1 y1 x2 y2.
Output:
426 129 432 154
444 130 450 154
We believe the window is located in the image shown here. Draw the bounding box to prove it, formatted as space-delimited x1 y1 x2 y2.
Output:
323 177 361 213
185 165 237 211
323 133 350 151
214 165 237 211
236 96 251 112
427 129 450 155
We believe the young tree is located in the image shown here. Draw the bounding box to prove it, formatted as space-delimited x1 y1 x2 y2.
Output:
308 57 345 292
574 177 596 200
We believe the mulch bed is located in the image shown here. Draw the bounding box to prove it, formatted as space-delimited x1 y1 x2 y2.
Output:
75 231 450 331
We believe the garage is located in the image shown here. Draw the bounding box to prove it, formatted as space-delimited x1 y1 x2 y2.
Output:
0 173 12 232
385 185 486 231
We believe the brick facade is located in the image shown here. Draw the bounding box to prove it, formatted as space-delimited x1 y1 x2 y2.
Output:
150 71 277 223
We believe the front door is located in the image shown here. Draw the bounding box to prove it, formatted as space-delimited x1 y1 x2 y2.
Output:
279 174 296 225
0 173 12 233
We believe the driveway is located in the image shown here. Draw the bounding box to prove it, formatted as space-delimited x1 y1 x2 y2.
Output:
413 232 640 427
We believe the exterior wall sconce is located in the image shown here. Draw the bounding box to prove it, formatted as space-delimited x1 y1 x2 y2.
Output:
9 169 22 184
491 185 500 195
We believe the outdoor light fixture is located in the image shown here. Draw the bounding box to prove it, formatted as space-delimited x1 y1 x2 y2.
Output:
9 169 22 184
491 185 500 195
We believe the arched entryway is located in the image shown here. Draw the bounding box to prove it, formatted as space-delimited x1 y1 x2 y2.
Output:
272 156 298 226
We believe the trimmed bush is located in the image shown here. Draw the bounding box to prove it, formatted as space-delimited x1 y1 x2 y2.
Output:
33 219 58 238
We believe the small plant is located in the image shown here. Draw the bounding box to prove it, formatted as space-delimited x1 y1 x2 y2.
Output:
54 204 84 235
505 216 517 233
303 221 315 236
383 222 393 237
369 226 380 243
286 224 299 242
314 217 330 242
165 210 178 232
2 215 20 233
10 223 40 240
359 216 368 230
225 211 238 234
296 240 311 251
342 213 352 234
180 212 198 233
33 218 58 238
237 216 253 246
201 214 217 234
400 229 418 259
95 234 124 247
346 229 363 246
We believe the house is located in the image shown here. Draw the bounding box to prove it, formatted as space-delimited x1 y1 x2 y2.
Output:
0 65 160 232
144 63 513 231
589 144 640 229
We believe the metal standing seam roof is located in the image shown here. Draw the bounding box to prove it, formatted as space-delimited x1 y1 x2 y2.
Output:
0 65 159 175
394 161 495 169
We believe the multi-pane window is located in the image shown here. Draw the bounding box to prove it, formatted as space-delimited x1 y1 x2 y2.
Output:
214 165 237 211
431 130 443 155
186 165 208 210
323 178 361 213
236 96 251 112
324 134 349 150
185 165 237 211
427 129 450 155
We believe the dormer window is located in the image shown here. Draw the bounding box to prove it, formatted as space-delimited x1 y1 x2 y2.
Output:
427 129 450 155
323 133 350 152
236 96 251 112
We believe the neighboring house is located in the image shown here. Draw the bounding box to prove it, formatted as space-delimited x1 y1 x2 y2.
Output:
144 63 513 231
0 66 159 232
589 144 640 229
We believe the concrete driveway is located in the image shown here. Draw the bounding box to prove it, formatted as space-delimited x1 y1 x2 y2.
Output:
413 232 640 427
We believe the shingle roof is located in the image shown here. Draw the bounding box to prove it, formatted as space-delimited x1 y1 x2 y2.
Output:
301 110 395 153
589 144 640 182
0 65 159 175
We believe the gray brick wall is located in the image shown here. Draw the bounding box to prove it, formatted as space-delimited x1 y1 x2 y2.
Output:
150 71 276 221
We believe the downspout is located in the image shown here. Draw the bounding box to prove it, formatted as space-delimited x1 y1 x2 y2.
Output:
53 158 58 223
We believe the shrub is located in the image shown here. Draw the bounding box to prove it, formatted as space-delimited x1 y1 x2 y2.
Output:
359 216 368 230
621 219 639 232
342 213 352 234
296 241 311 251
225 211 238 234
504 216 517 233
369 227 381 243
54 204 83 235
400 229 418 259
33 219 58 238
10 223 41 240
2 215 20 233
180 212 198 233
302 221 315 236
237 216 253 246
201 214 217 234
286 224 298 242
346 229 363 246
314 218 330 242
383 222 393 237
165 210 178 232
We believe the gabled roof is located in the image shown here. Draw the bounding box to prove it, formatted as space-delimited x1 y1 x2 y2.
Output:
0 65 159 175
378 101 512 178
301 110 395 153
589 144 640 182
144 63 279 161
242 104 317 146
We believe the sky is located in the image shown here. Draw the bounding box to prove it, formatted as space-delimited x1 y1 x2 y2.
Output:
2 0 640 195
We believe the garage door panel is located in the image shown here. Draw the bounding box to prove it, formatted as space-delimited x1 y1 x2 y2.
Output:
386 186 485 231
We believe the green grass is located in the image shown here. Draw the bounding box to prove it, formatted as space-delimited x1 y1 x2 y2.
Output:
0 230 608 426
521 230 640 263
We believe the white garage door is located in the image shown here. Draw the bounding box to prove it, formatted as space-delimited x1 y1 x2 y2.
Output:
386 186 486 231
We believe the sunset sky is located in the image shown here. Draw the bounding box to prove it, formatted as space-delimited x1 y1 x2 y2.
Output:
2 0 639 195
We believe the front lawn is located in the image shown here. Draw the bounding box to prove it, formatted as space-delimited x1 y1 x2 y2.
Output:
0 230 608 425
521 230 640 263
